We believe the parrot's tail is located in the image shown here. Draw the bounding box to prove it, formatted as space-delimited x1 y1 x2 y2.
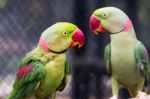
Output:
7 89 22 99
7 80 39 99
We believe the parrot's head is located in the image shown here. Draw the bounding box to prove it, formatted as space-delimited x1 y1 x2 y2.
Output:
39 22 85 53
89 7 133 34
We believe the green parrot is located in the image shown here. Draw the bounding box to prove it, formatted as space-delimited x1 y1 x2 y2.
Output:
89 7 150 99
7 22 85 99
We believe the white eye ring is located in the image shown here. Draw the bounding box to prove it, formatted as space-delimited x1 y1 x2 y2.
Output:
63 31 67 35
103 13 107 17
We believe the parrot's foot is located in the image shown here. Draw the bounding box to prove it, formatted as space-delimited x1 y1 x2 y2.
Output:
136 91 147 99
109 95 117 99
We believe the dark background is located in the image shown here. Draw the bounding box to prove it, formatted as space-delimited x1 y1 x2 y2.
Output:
0 0 150 99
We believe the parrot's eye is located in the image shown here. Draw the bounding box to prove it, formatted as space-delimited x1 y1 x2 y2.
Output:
102 13 107 18
63 31 68 35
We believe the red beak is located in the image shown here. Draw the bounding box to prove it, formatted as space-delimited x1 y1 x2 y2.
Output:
70 28 85 48
89 15 105 34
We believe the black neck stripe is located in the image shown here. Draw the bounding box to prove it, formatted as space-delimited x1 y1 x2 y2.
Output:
109 27 125 35
48 49 67 54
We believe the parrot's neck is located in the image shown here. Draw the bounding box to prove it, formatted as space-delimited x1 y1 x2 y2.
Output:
38 36 67 54
30 46 50 56
110 19 136 37
110 27 137 47
28 46 66 64
28 44 62 58
39 36 50 52
110 18 137 40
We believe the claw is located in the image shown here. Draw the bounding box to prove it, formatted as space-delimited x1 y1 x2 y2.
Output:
136 91 147 99
110 95 117 99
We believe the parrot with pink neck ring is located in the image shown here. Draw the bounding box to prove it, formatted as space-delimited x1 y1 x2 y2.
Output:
89 7 150 99
7 22 85 99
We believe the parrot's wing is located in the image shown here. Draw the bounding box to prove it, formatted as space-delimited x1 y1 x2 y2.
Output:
104 43 111 75
135 41 150 79
8 58 45 99
57 61 71 91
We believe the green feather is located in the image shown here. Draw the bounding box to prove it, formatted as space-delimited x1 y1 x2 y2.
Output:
57 62 70 91
7 59 45 99
104 43 111 75
135 41 150 78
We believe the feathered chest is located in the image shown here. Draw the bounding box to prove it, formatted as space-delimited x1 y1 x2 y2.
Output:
42 53 66 71
37 53 66 93
110 34 140 83
111 34 136 63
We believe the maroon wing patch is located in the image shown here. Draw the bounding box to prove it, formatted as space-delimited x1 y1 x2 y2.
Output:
16 64 32 79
